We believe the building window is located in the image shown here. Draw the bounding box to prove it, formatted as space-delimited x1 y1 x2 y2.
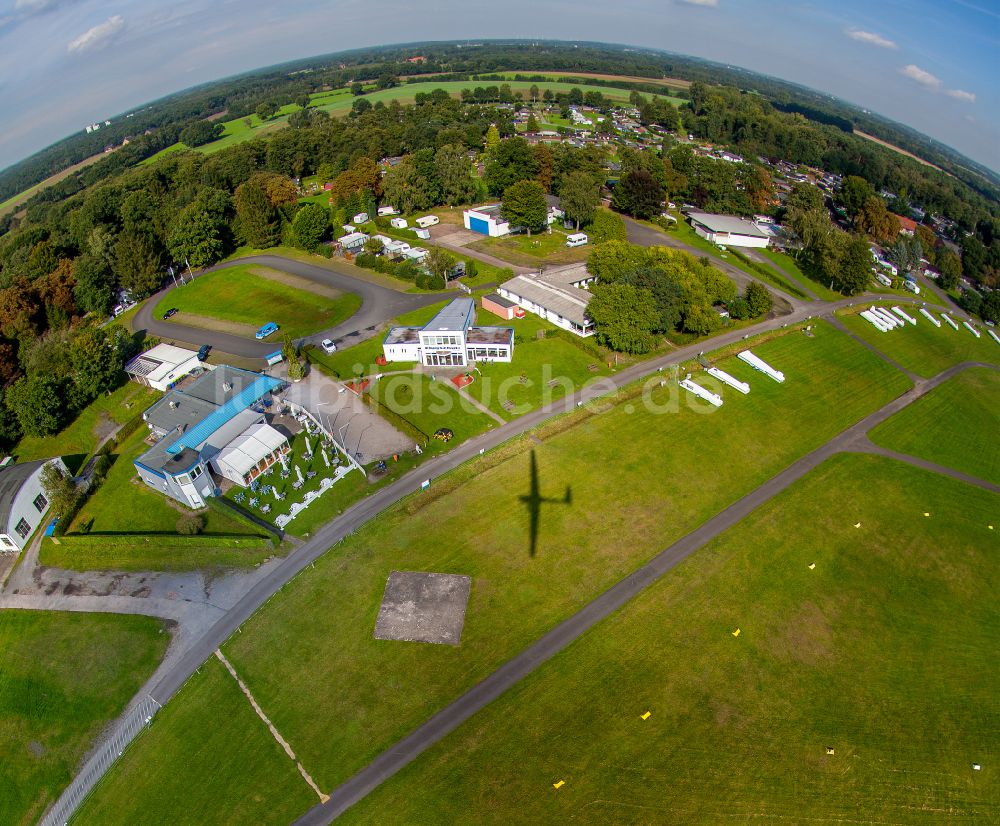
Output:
15 518 31 539
33 493 48 512
190 465 203 480
177 473 191 485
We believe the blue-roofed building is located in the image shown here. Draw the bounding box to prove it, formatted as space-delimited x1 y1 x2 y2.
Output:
134 365 288 508
382 297 514 367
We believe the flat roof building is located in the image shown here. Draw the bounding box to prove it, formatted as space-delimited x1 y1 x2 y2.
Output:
383 297 514 367
125 344 203 392
498 263 597 337
687 212 770 249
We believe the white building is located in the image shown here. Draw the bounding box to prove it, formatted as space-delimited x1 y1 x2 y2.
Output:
382 298 514 367
463 204 511 237
213 423 290 487
0 458 67 552
125 344 204 392
498 263 597 337
687 212 770 248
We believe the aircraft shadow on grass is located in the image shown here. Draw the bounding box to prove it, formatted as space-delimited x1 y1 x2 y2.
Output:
519 449 572 557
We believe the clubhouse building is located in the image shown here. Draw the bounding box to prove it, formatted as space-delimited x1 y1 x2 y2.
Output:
382 298 514 367
687 212 771 249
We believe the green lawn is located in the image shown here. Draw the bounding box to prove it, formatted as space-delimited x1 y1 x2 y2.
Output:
368 373 497 449
465 314 611 419
870 366 1000 484
13 383 160 473
470 228 590 267
341 453 1000 824
86 321 915 817
837 306 1000 378
0 611 168 826
153 264 360 339
759 248 843 302
74 657 314 826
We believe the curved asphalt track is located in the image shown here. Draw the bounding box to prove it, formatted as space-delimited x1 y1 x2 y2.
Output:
133 255 447 361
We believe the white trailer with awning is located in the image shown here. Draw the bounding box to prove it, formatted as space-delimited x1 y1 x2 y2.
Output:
737 350 785 383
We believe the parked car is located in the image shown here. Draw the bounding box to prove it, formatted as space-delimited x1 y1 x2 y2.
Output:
320 338 337 354
162 307 179 319
255 322 279 339
197 344 211 361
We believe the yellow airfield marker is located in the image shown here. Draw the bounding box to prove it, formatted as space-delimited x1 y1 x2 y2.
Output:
640 711 651 720
553 780 565 790
808 563 816 570
854 522 862 528
989 525 994 530
924 512 931 517
732 628 741 637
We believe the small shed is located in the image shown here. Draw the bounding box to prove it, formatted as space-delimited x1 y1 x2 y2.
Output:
482 293 522 321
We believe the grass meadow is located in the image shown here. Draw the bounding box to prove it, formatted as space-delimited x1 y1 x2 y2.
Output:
870 366 1000 484
0 611 167 826
341 453 1000 824
75 322 916 822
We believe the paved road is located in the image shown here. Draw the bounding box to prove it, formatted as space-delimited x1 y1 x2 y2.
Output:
133 255 447 361
294 360 999 824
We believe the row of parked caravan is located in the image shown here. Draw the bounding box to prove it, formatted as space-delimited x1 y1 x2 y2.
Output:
678 349 785 408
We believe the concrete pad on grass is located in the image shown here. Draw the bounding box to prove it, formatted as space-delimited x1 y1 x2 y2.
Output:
374 571 472 646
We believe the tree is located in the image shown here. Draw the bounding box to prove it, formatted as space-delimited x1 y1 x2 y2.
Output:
6 375 65 437
836 234 875 296
40 462 78 518
351 81 365 96
168 205 225 268
887 236 922 277
525 114 539 133
381 160 437 214
292 203 330 251
426 247 457 285
587 283 658 354
529 84 540 103
295 93 311 109
73 254 115 316
434 145 478 206
71 326 129 400
483 137 536 196
855 195 899 243
500 180 548 236
621 266 684 331
785 182 825 215
179 120 224 147
484 124 501 156
682 304 722 336
743 281 773 318
980 291 1000 324
114 231 162 298
255 101 277 121
936 248 962 291
588 210 627 243
559 171 600 230
612 169 664 219
838 176 875 219
234 177 279 248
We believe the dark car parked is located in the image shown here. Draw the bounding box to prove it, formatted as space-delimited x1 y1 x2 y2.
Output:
197 344 211 361
162 308 179 319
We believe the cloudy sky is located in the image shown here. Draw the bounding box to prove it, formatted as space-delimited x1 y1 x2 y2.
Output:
0 0 997 173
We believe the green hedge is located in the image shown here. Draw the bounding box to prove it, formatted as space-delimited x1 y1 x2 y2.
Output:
54 533 269 549
362 393 430 447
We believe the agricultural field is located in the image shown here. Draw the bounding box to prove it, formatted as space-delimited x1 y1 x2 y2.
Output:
74 658 313 826
342 453 1000 824
0 611 168 826
12 382 159 473
837 307 1000 378
870 366 1000 484
78 322 915 821
152 264 360 339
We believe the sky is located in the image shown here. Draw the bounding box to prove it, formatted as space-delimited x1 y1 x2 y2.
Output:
0 0 997 174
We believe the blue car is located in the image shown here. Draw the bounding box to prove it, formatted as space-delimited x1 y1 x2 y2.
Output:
255 322 279 340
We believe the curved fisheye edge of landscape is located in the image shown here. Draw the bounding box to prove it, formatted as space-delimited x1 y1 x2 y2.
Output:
0 38 997 826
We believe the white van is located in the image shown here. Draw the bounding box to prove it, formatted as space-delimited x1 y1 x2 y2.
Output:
565 233 588 248
415 215 439 229
377 206 398 217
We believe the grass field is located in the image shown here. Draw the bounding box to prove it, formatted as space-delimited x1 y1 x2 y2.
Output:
79 322 915 820
62 428 252 539
12 383 160 473
153 264 360 339
74 657 313 826
0 611 167 826
758 248 843 302
870 366 1000 484
465 313 611 419
470 227 590 267
368 373 497 447
341 453 1000 824
837 307 1000 378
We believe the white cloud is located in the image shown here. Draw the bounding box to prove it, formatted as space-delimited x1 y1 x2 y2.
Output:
678 0 718 6
845 28 897 49
946 88 976 103
900 64 942 89
67 15 125 54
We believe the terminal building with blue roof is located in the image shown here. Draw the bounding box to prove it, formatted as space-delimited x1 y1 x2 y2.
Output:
134 365 288 509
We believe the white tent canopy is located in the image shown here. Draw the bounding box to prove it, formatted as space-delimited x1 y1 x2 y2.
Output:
214 423 289 484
